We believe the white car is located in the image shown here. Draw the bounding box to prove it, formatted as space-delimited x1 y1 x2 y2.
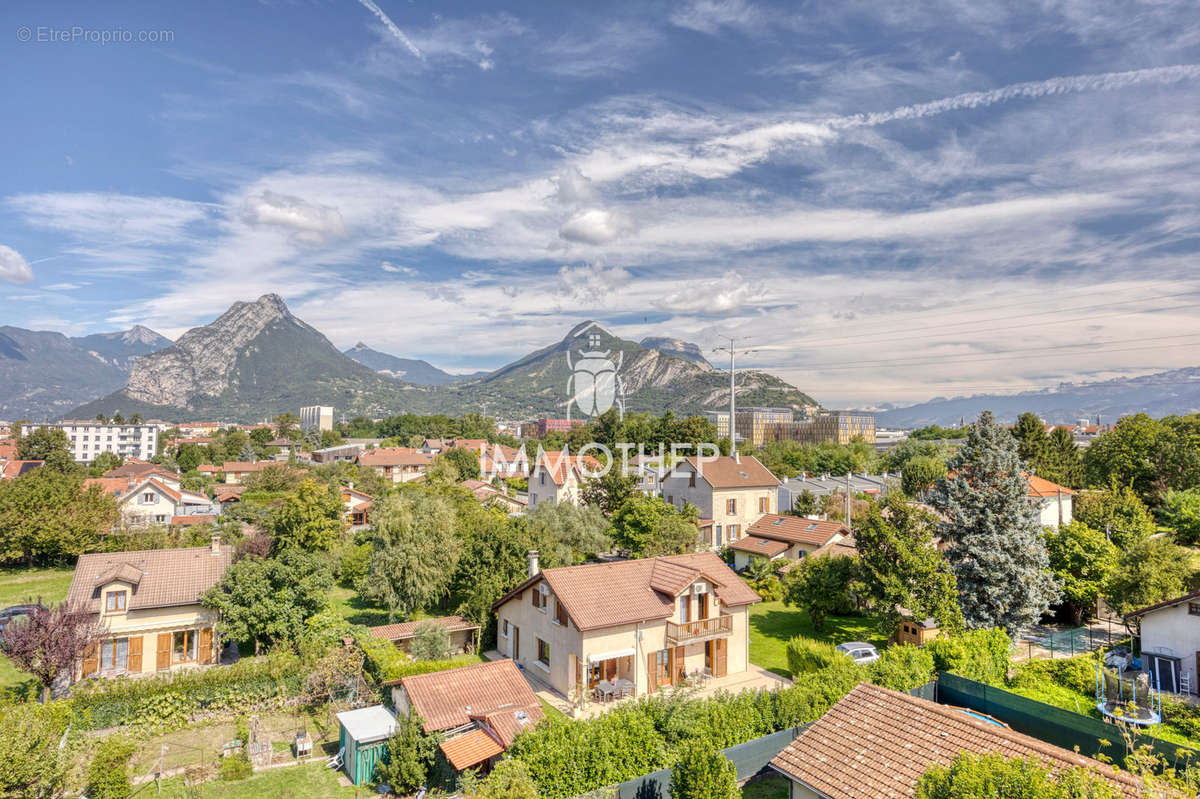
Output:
836 641 880 665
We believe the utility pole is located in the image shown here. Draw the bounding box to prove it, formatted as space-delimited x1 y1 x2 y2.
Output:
712 337 759 458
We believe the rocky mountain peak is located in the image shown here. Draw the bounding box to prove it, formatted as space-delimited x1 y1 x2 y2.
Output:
640 336 713 370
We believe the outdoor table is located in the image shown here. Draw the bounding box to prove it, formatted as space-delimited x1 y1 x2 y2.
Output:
595 680 615 701
614 678 634 698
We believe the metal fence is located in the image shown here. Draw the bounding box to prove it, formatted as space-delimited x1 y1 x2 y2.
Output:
1017 620 1130 662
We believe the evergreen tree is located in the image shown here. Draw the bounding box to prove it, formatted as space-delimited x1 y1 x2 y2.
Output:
1034 426 1083 488
1010 412 1048 465
930 411 1059 632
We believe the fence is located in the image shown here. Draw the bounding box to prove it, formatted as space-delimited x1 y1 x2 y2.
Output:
937 672 1199 770
1017 620 1130 662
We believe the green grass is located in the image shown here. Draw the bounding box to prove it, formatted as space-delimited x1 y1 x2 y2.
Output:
327 584 391 627
154 761 359 799
749 600 882 678
741 775 790 799
539 696 566 721
0 566 74 698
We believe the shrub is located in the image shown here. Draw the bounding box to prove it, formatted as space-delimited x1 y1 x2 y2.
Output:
339 540 373 588
782 555 860 632
218 751 252 781
466 759 539 799
926 628 1011 684
373 713 441 794
918 752 1120 799
868 645 935 692
670 740 738 799
785 637 845 676
84 735 136 799
411 621 453 661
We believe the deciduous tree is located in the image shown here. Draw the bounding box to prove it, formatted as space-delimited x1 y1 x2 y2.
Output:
1161 487 1200 545
0 701 71 799
525 502 612 564
0 601 100 702
362 492 460 620
1044 521 1118 625
901 455 947 499
670 741 738 799
782 554 860 632
270 478 345 552
611 494 697 557
17 426 74 472
581 469 639 516
1104 536 1196 634
0 470 118 566
1073 485 1156 551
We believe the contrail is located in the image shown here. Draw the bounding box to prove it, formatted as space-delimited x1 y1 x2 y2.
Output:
831 63 1200 131
354 0 423 60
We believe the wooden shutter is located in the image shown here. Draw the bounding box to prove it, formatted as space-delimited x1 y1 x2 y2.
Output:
198 628 214 665
647 653 656 693
713 638 728 678
673 646 686 684
81 642 99 678
156 633 172 670
127 636 143 672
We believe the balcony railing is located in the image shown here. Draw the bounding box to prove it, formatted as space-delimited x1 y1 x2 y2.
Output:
666 614 732 645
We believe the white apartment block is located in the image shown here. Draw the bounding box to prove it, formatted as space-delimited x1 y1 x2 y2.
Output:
300 405 334 432
26 421 164 463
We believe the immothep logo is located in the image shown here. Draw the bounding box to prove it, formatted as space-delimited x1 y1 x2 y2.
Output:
565 322 625 421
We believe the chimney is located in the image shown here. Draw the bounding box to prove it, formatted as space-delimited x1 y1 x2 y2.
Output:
210 533 221 555
527 550 539 578
734 451 741 464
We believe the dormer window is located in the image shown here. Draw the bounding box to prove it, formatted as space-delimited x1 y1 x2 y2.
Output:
105 590 127 613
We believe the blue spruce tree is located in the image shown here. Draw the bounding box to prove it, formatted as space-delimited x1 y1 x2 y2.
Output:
931 410 1060 632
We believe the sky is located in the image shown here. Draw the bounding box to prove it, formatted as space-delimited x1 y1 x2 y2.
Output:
2 0 1200 408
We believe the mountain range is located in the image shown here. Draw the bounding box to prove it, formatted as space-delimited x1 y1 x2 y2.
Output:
64 295 817 422
0 324 172 420
876 367 1200 427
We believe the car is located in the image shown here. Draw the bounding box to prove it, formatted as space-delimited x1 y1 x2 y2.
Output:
836 641 880 664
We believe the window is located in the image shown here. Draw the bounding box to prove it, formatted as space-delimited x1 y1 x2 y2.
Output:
532 584 547 611
141 492 155 504
651 649 670 683
667 495 674 505
715 525 723 546
1189 603 1200 617
679 595 691 623
688 471 696 488
501 619 511 638
539 472 546 485
173 630 197 663
105 590 127 613
726 498 737 514
728 524 740 540
536 638 550 668
759 496 769 513
554 601 569 627
100 638 129 671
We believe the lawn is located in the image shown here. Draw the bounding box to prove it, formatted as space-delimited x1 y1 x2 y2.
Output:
153 761 359 799
327 584 391 627
742 774 789 799
749 600 882 678
0 566 74 698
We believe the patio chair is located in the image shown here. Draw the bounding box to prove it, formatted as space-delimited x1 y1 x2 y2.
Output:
325 746 344 770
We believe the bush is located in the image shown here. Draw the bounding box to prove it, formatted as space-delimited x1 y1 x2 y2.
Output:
918 752 1120 799
373 713 441 794
411 621 453 661
339 540 373 588
785 637 846 676
670 741 738 799
466 759 539 799
218 751 252 781
782 555 860 632
868 645 935 692
926 628 1011 685
84 735 136 799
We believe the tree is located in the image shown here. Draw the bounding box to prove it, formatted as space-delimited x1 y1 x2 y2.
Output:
440 447 482 482
1104 536 1196 634
581 470 639 516
525 502 612 564
1082 413 1172 505
1044 521 1118 625
1073 485 1156 550
670 741 738 799
17 426 74 472
782 554 860 633
0 601 100 702
1161 488 1200 545
84 735 136 799
611 495 698 557
201 548 333 652
466 759 539 799
410 621 451 661
273 413 301 441
87 451 122 477
1010 412 1048 464
270 478 345 552
853 494 963 636
362 493 460 620
250 426 274 446
790 489 818 516
1034 426 1083 489
0 702 71 799
918 752 1121 799
930 411 1059 633
901 455 947 499
373 712 440 794
424 455 459 486
176 442 205 473
0 470 119 565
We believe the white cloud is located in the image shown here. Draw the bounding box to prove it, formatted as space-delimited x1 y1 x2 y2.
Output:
662 271 764 313
354 0 423 59
0 245 33 284
381 261 417 275
670 0 764 34
558 208 637 244
43 282 89 291
241 191 347 244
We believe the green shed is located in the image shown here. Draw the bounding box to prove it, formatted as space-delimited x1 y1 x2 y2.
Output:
336 705 398 785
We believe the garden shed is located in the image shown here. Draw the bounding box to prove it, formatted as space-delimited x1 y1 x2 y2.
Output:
336 705 397 785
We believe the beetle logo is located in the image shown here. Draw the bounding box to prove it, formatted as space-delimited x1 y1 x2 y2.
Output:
566 326 625 420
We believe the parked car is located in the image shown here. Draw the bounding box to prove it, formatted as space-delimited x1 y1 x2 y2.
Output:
836 641 880 665
0 604 41 643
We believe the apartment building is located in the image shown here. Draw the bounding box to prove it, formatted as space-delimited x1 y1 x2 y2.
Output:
24 420 163 463
659 454 780 548
300 405 334 432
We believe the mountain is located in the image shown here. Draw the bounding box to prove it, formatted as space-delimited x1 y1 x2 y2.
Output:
74 295 439 421
0 325 171 420
71 325 173 370
639 337 713 369
876 366 1200 428
68 301 817 422
343 342 483 386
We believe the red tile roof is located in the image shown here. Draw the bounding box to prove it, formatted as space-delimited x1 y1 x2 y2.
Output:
84 477 133 496
682 455 780 489
727 535 789 557
534 450 601 485
440 728 504 771
171 514 216 526
397 659 543 736
747 514 850 547
769 683 1142 799
1025 473 1076 498
357 447 434 467
65 545 233 613
1 460 43 479
370 615 479 642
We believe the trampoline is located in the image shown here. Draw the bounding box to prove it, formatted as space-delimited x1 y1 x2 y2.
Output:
1095 662 1162 726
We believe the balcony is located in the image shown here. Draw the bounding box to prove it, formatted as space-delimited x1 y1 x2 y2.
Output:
666 614 732 645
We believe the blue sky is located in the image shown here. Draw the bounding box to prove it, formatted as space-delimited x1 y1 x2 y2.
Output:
2 0 1199 406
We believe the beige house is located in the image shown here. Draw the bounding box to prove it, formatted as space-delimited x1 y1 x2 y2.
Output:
659 455 780 548
727 515 852 571
84 475 213 526
492 551 759 700
369 615 480 655
1026 473 1075 529
356 448 433 484
66 538 233 681
527 451 600 510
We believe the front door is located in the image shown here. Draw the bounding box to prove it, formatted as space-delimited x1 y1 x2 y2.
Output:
712 637 728 678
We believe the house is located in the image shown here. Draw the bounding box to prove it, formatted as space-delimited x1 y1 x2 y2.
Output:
356 447 433 484
369 615 480 655
659 455 780 548
536 418 583 436
769 683 1141 799
460 479 527 514
492 551 760 700
727 514 852 571
0 459 43 479
527 450 601 509
197 461 274 484
341 485 373 526
390 659 543 773
335 705 397 786
65 537 233 681
102 459 169 480
85 476 214 526
777 472 896 513
895 606 942 646
1125 588 1200 695
1026 473 1074 529
480 443 529 481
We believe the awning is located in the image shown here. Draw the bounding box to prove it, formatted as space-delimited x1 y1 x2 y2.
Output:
587 648 636 663
440 729 503 771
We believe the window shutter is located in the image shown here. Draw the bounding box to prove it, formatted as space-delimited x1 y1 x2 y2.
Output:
199 627 214 665
647 653 656 693
127 636 143 672
156 633 172 670
81 642 99 678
